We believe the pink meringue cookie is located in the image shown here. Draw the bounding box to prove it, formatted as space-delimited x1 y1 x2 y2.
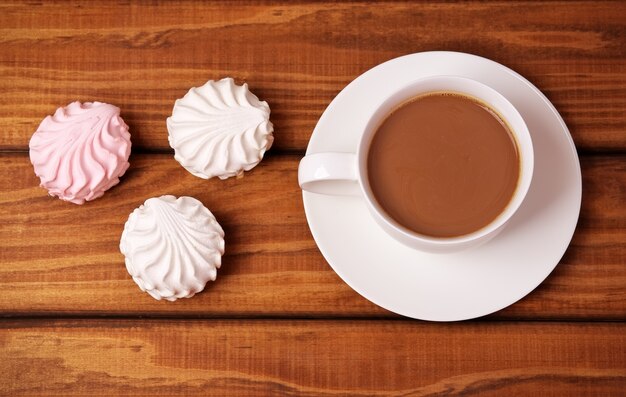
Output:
29 101 132 204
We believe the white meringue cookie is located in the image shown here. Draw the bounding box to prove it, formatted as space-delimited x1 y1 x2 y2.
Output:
119 195 225 301
167 77 274 180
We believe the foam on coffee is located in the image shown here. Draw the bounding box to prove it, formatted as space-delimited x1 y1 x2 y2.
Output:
367 92 520 238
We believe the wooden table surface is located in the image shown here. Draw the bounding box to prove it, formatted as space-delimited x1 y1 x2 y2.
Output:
1 1 625 395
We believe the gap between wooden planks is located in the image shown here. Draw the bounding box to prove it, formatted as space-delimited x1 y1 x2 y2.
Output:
0 152 624 320
0 319 624 396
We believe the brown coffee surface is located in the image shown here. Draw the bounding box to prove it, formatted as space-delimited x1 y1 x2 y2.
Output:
367 93 520 238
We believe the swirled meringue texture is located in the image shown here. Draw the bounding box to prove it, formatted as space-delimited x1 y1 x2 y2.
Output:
119 195 225 301
167 77 274 180
29 101 132 204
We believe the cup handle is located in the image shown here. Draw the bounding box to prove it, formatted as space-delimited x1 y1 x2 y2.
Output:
298 153 360 196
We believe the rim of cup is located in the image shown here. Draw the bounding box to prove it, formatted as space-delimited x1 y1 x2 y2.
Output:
358 75 534 247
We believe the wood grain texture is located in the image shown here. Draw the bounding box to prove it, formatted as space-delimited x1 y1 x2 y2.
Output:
0 1 625 152
1 2 625 395
1 153 624 319
1 319 625 396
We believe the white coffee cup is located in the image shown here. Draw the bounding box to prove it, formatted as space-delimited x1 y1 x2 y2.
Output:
298 76 534 253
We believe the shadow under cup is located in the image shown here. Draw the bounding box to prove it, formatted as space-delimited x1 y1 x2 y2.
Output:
358 76 534 253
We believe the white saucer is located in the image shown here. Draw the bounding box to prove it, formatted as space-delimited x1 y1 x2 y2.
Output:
302 51 582 321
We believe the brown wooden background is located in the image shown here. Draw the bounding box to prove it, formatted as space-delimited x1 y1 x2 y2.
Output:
1 1 625 395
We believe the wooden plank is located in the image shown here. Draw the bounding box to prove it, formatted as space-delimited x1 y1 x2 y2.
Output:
0 153 624 319
0 1 624 152
0 319 624 396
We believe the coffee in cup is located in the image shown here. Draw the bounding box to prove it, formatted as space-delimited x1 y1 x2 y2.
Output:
367 92 520 238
